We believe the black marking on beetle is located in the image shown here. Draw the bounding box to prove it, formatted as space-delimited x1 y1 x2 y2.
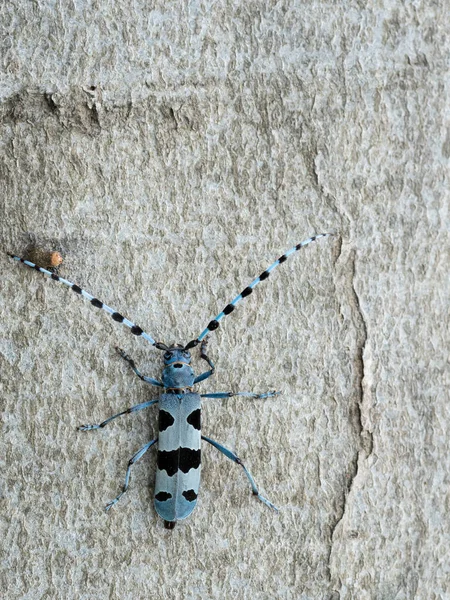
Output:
223 304 235 315
186 409 201 430
179 448 201 473
173 363 183 369
157 450 178 476
112 312 124 322
72 285 82 294
159 410 175 432
131 325 143 336
91 298 103 308
157 448 201 476
184 339 199 350
182 489 198 502
164 520 176 529
155 491 172 501
259 270 270 280
278 255 287 263
207 320 219 331
51 274 59 281
241 286 253 297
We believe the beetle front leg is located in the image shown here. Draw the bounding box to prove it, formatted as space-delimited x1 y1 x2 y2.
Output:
116 347 163 387
193 336 216 384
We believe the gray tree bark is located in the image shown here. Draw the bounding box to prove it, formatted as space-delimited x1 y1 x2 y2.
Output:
0 1 448 599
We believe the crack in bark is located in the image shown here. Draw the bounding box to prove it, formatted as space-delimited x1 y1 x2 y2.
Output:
327 250 373 592
351 252 374 458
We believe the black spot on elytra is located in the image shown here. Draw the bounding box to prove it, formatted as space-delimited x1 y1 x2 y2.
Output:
155 491 172 501
157 450 178 476
159 410 175 432
91 298 103 308
179 448 201 472
187 409 201 430
182 489 198 502
157 448 201 476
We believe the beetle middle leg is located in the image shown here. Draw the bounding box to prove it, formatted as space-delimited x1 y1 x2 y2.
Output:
78 399 158 431
200 390 280 400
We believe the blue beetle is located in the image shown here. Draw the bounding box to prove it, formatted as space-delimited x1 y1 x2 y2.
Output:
8 233 332 528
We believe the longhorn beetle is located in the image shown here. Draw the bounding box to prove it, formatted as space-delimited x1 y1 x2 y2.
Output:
8 233 333 528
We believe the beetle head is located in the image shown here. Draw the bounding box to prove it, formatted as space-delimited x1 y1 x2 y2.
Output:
161 344 194 388
162 344 192 365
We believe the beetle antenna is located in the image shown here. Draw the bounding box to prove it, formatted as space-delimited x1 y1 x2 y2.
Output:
184 233 335 350
8 253 163 349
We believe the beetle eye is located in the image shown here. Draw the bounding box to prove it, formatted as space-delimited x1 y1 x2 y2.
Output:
164 352 171 360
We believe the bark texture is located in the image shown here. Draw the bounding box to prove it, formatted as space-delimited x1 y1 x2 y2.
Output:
0 1 448 599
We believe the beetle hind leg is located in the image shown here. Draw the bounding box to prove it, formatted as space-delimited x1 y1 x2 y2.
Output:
202 435 279 512
105 438 157 511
